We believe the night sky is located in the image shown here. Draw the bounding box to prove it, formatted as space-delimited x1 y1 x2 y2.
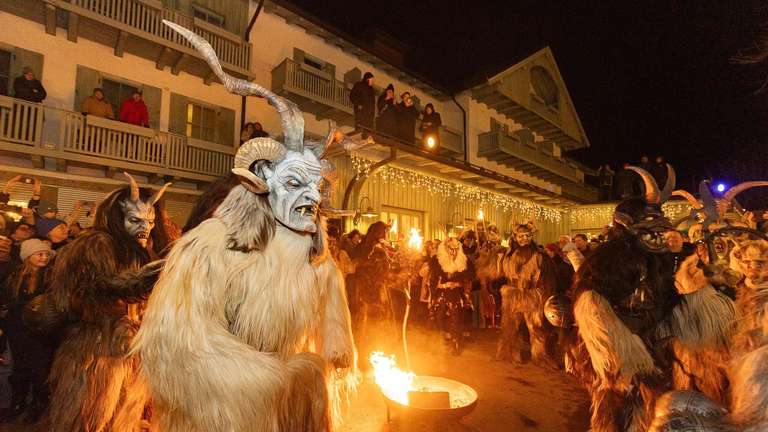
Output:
285 0 768 196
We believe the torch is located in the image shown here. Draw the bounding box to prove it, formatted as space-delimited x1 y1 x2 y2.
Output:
401 227 423 369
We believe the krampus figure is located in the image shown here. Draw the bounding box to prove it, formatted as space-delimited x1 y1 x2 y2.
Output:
133 22 356 432
571 165 682 432
495 223 557 364
428 237 474 355
44 175 171 432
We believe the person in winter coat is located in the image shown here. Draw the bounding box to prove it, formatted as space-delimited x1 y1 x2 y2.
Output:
1 239 55 423
349 72 375 131
376 84 397 137
119 90 150 127
13 68 46 103
396 92 419 144
80 88 115 119
419 103 442 148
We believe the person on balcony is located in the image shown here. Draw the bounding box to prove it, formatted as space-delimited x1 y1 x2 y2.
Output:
376 83 397 137
350 71 375 133
119 90 150 128
419 103 442 148
80 88 115 120
396 92 419 144
13 68 46 104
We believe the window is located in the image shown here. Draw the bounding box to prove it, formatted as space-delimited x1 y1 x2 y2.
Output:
193 4 225 28
380 206 423 238
186 102 216 142
0 50 9 96
102 77 138 120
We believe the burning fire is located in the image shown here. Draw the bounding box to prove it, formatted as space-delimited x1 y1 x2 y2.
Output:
369 351 415 406
407 227 423 252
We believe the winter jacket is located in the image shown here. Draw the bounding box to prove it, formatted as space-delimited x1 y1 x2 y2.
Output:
349 80 375 129
13 76 46 103
420 111 442 136
119 98 150 127
81 96 115 119
396 103 419 143
376 94 397 137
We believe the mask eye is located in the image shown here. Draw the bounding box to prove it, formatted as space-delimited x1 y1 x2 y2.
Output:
287 179 301 187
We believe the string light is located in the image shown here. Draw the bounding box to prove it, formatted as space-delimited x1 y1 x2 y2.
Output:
351 156 563 222
568 202 693 226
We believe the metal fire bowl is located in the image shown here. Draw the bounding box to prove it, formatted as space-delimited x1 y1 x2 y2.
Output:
382 375 478 420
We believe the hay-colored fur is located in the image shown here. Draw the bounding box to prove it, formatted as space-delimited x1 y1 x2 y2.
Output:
574 290 658 391
133 185 356 431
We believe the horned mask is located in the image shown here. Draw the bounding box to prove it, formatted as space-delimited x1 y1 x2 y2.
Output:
121 172 170 247
164 21 357 234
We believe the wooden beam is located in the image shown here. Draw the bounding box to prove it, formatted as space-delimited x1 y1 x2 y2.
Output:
417 160 438 167
171 53 187 76
45 3 57 35
30 155 44 169
439 167 461 174
105 166 119 179
67 12 79 42
155 47 171 70
115 30 129 57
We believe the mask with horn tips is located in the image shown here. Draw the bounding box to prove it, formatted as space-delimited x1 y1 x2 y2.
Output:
613 164 676 253
121 172 171 247
164 21 359 233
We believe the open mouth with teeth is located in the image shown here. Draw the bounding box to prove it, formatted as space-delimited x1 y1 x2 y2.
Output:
295 205 318 218
136 232 150 241
640 231 668 252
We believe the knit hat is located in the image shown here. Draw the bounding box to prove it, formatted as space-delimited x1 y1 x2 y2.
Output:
36 218 66 239
20 238 52 261
363 72 374 81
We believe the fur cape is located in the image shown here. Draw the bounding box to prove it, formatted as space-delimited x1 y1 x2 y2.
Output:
133 185 356 432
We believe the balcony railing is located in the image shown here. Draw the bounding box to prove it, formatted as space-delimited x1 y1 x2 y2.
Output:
59 0 251 71
0 96 233 178
272 58 354 115
478 129 583 183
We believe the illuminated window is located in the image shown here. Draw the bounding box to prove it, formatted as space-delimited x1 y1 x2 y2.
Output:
380 206 424 238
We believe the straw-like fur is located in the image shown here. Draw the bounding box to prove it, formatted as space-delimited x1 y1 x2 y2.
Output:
133 185 356 431
574 290 658 390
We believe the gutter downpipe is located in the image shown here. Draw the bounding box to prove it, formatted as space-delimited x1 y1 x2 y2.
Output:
452 94 468 163
240 0 266 127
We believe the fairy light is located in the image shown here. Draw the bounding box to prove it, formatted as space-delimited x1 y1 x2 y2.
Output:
567 202 693 227
350 156 563 223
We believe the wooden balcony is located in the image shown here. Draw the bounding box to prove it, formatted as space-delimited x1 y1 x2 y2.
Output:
271 58 355 125
0 95 233 182
2 0 252 80
478 129 597 201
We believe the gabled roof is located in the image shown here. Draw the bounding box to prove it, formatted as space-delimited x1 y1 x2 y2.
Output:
470 47 590 151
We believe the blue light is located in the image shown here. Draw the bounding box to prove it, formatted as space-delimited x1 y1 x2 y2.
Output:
716 183 726 193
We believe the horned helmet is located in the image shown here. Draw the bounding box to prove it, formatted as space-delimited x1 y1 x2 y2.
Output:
164 21 353 234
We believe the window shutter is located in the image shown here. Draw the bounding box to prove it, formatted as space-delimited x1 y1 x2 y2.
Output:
10 47 44 85
141 84 162 130
215 106 235 146
74 65 102 112
169 93 188 136
293 48 306 65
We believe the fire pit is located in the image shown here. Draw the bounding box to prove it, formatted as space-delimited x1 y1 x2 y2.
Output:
370 352 478 423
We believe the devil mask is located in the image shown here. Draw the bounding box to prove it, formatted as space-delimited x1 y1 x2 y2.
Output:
121 173 169 247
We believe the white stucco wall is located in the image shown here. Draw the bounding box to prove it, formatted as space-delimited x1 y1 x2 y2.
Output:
0 13 242 146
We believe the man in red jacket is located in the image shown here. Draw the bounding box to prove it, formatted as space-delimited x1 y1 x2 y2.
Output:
119 90 150 127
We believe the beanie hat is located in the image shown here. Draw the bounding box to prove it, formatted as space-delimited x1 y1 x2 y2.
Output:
363 72 374 81
20 238 52 261
36 218 66 239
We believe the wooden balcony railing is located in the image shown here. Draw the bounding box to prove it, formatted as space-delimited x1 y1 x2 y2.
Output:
478 129 583 183
61 0 251 71
272 58 354 114
0 95 233 178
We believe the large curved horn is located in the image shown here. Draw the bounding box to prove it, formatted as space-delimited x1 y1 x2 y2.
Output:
660 164 676 202
149 182 172 205
163 20 304 152
123 172 140 202
671 190 702 209
722 181 768 205
627 166 661 204
231 137 286 193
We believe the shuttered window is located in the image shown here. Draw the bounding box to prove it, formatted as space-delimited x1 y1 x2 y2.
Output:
186 102 216 143
170 92 235 147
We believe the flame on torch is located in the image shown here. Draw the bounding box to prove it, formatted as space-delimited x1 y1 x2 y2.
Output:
478 209 484 221
369 351 415 406
390 219 398 234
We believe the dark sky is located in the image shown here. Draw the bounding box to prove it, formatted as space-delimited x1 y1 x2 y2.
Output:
286 0 768 194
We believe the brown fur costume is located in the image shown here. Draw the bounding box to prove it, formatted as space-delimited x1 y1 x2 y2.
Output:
496 238 556 363
44 185 170 432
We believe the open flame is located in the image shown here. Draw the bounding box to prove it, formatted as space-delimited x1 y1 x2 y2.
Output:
407 227 423 252
369 351 415 406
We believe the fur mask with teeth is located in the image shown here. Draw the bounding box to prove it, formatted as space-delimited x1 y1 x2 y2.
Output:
163 21 359 236
120 173 170 248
